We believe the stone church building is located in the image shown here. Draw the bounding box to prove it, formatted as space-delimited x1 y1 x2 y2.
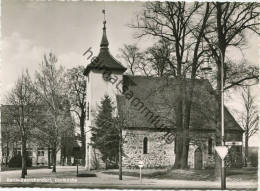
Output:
83 19 243 170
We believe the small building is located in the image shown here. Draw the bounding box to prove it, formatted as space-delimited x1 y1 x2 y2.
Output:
1 104 74 167
83 19 244 170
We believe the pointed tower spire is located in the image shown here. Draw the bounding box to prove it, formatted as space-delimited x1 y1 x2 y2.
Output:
100 9 109 48
84 9 127 76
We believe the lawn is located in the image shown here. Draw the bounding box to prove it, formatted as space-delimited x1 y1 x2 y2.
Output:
226 167 258 181
102 167 257 181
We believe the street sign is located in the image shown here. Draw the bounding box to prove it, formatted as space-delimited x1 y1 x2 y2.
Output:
215 146 229 160
138 160 144 183
225 141 242 146
138 160 144 168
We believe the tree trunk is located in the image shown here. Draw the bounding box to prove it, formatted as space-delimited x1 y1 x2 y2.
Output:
5 142 9 167
173 80 184 169
21 136 27 178
119 128 122 180
60 144 65 166
245 131 249 167
181 80 193 169
181 134 189 169
52 144 56 173
105 159 108 170
48 146 51 169
80 114 86 166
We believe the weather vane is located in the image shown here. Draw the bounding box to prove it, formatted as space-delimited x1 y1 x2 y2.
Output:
102 9 106 24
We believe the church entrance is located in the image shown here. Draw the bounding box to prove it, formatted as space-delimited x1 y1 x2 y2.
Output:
194 148 202 169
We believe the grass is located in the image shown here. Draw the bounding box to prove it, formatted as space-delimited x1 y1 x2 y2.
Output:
226 167 258 181
103 167 258 181
103 168 215 181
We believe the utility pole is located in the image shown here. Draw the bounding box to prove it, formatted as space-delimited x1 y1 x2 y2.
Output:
204 44 227 190
220 48 226 190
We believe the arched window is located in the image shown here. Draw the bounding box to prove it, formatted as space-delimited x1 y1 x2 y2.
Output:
143 137 148 154
208 138 213 154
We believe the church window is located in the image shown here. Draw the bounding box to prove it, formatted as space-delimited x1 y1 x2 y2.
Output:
143 137 148 154
208 138 213 154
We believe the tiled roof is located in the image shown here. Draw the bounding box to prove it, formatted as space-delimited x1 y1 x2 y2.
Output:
84 49 127 75
117 75 243 133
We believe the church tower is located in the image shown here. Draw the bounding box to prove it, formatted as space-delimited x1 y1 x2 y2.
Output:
83 11 126 170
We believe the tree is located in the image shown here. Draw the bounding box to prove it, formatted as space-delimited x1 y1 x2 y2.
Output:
203 2 260 139
30 106 58 169
119 44 143 76
1 106 20 167
65 66 87 165
201 3 260 176
113 111 128 180
240 87 258 166
5 71 38 178
91 95 119 169
144 38 175 77
203 2 260 92
34 53 70 172
131 2 212 168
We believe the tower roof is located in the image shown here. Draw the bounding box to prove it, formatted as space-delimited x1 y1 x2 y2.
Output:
100 21 109 48
84 12 126 76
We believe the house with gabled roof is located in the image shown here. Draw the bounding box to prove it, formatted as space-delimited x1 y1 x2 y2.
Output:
83 19 244 170
0 104 75 167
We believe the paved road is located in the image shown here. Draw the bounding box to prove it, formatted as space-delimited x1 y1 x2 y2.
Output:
0 166 257 189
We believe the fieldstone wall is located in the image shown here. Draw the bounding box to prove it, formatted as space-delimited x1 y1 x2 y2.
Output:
89 128 217 169
122 129 175 168
188 132 216 169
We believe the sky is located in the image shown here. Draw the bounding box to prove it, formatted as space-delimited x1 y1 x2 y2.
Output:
1 0 259 146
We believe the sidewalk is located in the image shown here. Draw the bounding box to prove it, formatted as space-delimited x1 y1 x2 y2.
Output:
0 166 257 189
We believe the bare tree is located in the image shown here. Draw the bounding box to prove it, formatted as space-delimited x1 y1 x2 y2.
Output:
119 44 144 76
1 106 20 167
65 66 87 165
203 2 260 92
240 87 258 166
131 2 211 168
5 71 38 178
34 53 69 172
145 38 175 77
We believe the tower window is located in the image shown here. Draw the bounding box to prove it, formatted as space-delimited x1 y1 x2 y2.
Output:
143 137 148 154
208 138 213 154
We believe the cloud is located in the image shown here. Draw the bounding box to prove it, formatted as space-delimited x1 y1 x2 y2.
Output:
59 51 85 69
1 32 84 103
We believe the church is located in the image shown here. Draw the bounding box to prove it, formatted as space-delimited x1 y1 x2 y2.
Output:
83 18 244 170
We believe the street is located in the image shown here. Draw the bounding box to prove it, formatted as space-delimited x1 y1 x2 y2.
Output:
0 166 257 189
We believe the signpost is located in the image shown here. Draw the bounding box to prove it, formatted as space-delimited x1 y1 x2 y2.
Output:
138 161 144 183
215 146 229 160
73 146 81 177
215 146 228 190
225 141 242 146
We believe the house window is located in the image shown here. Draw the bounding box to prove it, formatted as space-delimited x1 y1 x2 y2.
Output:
143 137 148 154
26 148 33 157
37 148 45 156
15 148 21 155
208 138 213 154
